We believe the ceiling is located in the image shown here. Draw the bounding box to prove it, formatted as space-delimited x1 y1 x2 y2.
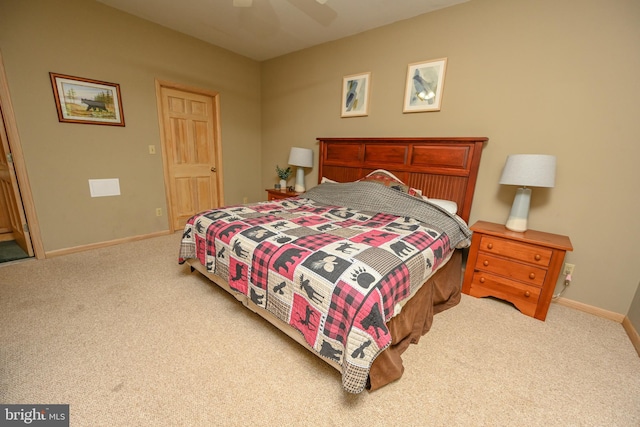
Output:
96 0 469 61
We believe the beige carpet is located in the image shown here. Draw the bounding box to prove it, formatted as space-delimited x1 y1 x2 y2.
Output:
1 233 639 426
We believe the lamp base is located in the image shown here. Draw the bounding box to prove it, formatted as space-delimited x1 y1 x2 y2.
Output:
294 167 306 192
505 187 531 232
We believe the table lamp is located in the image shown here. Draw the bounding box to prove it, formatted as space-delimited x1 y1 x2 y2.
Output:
499 154 556 232
288 147 313 192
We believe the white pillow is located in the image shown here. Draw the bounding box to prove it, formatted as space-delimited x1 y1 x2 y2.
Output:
422 197 458 215
320 176 337 183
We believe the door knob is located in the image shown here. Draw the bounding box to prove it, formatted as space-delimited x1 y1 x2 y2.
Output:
211 167 217 172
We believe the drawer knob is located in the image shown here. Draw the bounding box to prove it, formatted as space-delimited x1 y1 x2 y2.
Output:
483 260 489 266
479 277 485 283
534 254 541 261
487 243 493 250
529 273 536 280
524 291 531 298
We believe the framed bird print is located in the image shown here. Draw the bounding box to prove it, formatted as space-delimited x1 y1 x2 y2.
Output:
341 72 371 117
403 58 447 113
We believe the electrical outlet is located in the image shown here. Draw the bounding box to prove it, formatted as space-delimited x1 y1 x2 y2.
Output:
243 196 248 204
155 208 162 217
563 263 575 276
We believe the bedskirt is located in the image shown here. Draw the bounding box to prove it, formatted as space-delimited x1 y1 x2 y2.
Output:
368 249 462 391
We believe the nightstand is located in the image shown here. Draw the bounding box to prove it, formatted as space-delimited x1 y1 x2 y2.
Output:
265 188 302 201
462 221 573 321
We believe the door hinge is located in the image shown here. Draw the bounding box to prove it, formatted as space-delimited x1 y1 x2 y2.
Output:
6 153 13 163
23 223 29 233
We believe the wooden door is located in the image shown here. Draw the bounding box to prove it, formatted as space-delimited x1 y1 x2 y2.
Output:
0 105 33 256
157 83 224 231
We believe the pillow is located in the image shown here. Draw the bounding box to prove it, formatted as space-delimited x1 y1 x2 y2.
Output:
320 176 337 184
422 197 458 215
358 169 422 197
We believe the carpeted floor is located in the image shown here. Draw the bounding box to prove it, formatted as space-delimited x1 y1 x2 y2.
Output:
1 233 639 426
0 240 29 263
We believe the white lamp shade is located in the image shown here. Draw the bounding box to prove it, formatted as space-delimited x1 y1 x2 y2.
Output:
499 154 556 188
288 147 313 168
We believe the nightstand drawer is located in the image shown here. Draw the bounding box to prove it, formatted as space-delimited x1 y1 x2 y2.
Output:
469 272 540 317
479 235 552 267
475 253 547 287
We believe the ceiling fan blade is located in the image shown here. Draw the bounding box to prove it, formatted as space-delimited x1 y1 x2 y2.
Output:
233 0 253 7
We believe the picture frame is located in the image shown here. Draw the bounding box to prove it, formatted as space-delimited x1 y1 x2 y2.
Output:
50 72 125 126
341 72 371 117
403 58 447 113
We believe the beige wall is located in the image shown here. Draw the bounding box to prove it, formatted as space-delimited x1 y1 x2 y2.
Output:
261 0 640 315
0 0 262 252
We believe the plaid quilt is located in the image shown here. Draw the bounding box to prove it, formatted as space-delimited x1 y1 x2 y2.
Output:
179 182 471 393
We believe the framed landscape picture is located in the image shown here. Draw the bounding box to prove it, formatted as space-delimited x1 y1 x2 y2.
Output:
341 72 371 117
50 72 125 126
403 58 447 113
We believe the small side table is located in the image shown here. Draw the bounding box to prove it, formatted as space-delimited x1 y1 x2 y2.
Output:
266 188 302 201
462 220 573 321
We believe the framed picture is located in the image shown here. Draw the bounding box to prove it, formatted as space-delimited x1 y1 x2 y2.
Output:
403 58 447 113
341 72 371 117
50 72 125 126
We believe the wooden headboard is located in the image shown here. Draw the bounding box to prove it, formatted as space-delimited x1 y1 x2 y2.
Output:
317 137 488 223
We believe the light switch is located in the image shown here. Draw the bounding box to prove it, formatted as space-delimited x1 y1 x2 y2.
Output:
148 145 156 154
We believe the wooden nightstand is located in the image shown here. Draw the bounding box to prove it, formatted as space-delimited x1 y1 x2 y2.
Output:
265 188 302 201
462 220 573 321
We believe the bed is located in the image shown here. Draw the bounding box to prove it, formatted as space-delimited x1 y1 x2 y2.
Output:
179 136 487 393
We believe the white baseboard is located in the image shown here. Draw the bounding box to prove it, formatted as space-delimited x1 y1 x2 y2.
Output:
553 297 625 322
622 316 640 358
